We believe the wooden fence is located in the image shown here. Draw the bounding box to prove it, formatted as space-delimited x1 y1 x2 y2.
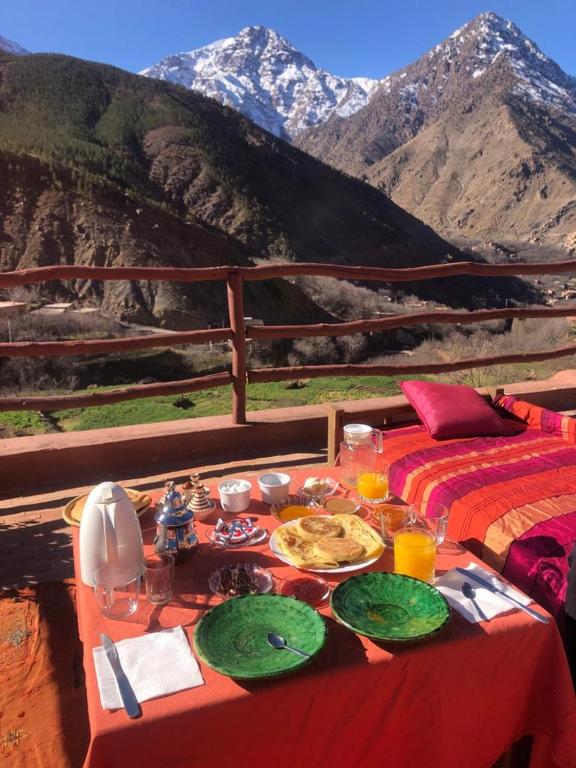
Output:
2 260 576 424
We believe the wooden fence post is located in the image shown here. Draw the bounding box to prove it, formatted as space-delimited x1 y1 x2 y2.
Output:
227 269 247 424
325 405 345 466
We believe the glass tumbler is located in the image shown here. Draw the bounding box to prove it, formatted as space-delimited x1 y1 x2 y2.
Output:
357 466 390 504
393 527 437 583
143 553 175 605
377 500 411 547
93 563 141 618
410 502 450 544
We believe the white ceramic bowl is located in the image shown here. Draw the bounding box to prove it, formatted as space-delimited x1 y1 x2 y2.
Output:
218 478 252 513
258 472 291 504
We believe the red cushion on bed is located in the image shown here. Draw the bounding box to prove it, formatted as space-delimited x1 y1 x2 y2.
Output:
494 394 576 442
400 380 508 439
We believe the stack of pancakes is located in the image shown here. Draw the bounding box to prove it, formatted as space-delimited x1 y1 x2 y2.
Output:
275 514 383 569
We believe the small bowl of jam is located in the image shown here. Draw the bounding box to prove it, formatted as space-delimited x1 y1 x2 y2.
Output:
270 494 319 522
279 575 331 607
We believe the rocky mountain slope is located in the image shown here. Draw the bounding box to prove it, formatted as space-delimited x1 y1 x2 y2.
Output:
140 26 379 140
0 52 504 328
0 151 330 329
296 13 576 246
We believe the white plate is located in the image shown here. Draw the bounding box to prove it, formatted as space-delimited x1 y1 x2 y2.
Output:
269 521 383 574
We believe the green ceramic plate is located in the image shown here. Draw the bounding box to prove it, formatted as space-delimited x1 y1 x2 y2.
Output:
194 594 326 678
331 572 451 642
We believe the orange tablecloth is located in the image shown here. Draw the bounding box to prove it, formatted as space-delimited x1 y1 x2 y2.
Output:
74 469 576 768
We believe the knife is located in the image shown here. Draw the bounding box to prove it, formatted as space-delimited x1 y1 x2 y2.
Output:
100 634 141 718
455 568 549 624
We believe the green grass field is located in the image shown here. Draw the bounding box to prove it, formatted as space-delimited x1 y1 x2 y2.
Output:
0 410 47 434
0 375 417 435
2 356 569 437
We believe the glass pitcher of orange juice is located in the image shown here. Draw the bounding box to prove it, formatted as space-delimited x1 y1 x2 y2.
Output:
340 424 384 489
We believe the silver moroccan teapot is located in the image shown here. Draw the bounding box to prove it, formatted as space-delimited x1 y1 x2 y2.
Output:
154 481 198 563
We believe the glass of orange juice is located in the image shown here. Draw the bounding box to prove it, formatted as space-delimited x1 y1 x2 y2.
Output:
393 527 436 583
357 468 389 503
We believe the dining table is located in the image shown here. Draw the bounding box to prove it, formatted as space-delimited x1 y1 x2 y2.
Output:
73 467 576 768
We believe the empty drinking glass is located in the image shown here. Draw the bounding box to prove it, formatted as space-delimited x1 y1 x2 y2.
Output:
93 563 141 618
143 553 175 605
410 502 450 544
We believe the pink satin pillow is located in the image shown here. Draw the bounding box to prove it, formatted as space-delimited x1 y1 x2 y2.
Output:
400 380 508 439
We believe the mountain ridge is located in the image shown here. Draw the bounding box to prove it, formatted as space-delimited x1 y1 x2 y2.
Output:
139 13 576 245
0 53 511 330
298 12 576 168
295 12 576 246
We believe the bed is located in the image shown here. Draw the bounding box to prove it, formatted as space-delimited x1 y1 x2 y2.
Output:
386 395 576 624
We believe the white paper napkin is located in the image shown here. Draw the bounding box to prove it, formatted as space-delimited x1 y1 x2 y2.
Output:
93 626 204 710
436 563 532 623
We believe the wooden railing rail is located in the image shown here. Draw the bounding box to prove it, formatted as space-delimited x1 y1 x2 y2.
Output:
0 372 231 412
2 260 576 423
0 265 231 287
2 258 576 288
247 305 576 341
241 259 576 281
247 342 576 383
0 328 231 358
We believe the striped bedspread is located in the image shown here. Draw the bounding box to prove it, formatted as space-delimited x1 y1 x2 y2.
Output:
387 423 576 618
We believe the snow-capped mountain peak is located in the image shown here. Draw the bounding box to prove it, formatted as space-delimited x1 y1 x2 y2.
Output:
368 11 576 123
0 34 29 56
140 27 379 139
427 11 576 113
236 25 301 55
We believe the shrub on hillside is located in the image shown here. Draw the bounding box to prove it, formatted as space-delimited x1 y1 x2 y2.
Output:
371 318 572 388
0 312 119 342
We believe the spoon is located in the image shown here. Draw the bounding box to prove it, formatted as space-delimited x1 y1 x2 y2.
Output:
267 632 311 659
462 581 488 622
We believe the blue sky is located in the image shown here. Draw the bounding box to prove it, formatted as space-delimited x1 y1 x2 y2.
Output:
1 0 575 77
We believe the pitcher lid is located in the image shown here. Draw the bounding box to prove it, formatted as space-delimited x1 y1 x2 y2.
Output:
343 424 373 444
86 481 128 505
